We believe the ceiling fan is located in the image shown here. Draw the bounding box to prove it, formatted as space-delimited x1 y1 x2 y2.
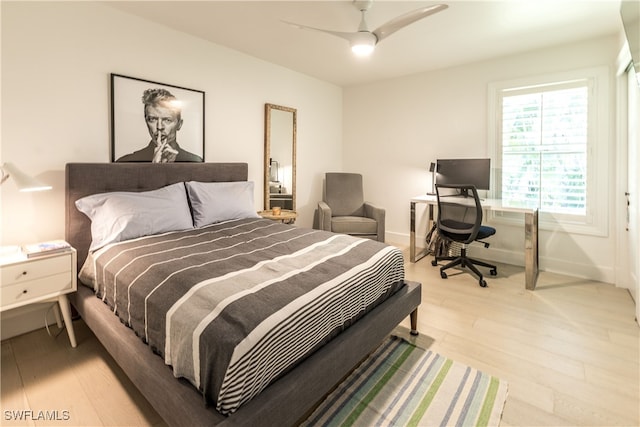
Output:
284 0 448 56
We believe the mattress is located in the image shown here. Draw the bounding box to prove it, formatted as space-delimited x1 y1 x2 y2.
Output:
79 218 405 415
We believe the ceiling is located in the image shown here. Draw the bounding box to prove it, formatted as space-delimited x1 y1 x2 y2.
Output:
106 0 623 87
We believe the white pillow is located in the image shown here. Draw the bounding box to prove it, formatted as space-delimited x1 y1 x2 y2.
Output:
185 181 260 228
75 183 193 251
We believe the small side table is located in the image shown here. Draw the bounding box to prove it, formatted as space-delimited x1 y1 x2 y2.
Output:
258 209 297 224
0 246 78 347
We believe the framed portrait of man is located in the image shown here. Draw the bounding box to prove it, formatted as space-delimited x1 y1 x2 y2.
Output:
111 73 205 163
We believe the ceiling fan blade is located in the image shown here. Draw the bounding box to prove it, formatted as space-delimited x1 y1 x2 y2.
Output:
281 20 358 43
373 4 448 43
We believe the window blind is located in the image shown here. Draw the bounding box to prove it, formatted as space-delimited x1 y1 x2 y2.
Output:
501 84 589 215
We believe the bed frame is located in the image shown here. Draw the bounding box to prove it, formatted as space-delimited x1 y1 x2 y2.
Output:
65 162 421 427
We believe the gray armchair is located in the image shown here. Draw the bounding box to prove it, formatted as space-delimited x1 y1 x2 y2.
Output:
317 173 385 242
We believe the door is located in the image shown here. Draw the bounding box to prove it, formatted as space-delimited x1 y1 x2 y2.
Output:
627 69 639 321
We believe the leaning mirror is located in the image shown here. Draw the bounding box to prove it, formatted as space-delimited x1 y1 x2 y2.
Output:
264 103 296 212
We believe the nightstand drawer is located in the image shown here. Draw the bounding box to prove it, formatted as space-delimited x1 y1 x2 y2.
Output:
1 271 73 308
1 253 71 287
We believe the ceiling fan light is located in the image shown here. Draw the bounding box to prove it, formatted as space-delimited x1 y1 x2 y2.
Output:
351 42 374 56
350 32 376 56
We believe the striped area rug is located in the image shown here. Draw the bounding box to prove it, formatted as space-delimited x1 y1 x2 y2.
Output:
302 336 508 427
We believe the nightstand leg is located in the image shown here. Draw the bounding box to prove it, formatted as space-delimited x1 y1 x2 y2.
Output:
57 294 77 348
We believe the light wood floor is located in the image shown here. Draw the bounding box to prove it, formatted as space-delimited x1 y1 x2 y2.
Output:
1 250 638 426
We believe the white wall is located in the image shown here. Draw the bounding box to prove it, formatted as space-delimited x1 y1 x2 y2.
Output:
343 36 621 283
0 1 342 338
1 1 342 241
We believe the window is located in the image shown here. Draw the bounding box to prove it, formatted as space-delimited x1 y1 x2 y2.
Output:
502 83 588 214
488 67 610 236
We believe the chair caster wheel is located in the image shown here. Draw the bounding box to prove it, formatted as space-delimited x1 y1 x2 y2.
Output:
440 271 448 279
431 259 438 267
480 279 488 287
490 269 497 276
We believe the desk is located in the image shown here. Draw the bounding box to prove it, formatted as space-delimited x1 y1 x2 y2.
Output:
410 195 539 290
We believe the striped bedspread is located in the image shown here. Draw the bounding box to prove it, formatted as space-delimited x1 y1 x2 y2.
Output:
79 218 405 415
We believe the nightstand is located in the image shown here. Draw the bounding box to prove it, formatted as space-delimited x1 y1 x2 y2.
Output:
0 247 78 347
258 209 297 224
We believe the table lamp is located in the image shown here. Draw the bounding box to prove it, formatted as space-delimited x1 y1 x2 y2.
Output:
427 162 437 195
1 162 52 192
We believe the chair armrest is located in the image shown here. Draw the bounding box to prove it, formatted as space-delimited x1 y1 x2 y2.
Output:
317 201 332 231
364 202 385 221
364 202 385 242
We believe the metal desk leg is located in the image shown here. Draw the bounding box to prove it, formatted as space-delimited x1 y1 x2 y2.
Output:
410 201 430 263
524 210 539 290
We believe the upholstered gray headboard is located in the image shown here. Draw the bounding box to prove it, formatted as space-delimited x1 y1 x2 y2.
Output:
65 162 249 272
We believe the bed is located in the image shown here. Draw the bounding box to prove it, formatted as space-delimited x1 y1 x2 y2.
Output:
65 162 421 427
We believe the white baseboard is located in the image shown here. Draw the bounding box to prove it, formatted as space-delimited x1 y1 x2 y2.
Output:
385 231 411 247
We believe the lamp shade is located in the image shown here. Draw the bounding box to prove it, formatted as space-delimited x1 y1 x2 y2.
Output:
350 32 376 56
427 161 437 195
1 162 52 192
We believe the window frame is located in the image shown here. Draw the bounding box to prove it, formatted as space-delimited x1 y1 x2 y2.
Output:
488 67 610 236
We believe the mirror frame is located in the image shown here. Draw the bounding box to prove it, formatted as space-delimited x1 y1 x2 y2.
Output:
264 103 297 211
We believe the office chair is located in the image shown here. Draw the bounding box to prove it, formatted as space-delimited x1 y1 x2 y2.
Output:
431 183 497 287
316 173 385 242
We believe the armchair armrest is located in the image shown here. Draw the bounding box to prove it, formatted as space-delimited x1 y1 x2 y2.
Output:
317 201 332 231
364 202 385 242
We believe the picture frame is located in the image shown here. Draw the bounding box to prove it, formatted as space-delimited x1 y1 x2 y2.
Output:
111 73 205 162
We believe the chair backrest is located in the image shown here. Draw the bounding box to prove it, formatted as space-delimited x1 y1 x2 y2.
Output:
324 173 365 216
435 184 483 244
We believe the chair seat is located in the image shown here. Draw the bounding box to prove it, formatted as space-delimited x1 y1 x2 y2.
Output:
440 225 496 242
477 225 496 240
331 216 378 235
